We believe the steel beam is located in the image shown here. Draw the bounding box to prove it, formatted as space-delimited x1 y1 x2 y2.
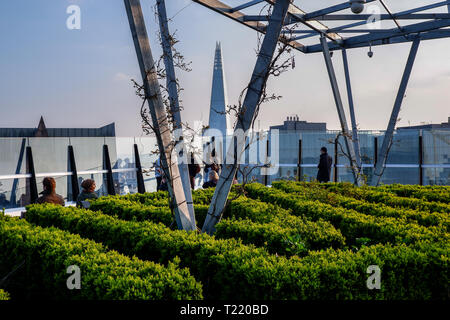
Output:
229 0 265 13
124 0 196 231
297 1 450 40
307 18 450 53
156 0 196 227
265 0 343 42
202 0 291 235
302 0 377 20
320 34 363 186
372 38 421 186
307 13 450 21
342 49 361 171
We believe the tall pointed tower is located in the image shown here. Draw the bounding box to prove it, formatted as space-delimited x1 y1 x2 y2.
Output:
35 116 49 137
208 42 231 137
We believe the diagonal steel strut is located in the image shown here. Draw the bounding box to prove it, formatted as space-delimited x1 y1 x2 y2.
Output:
320 34 363 186
124 0 196 230
202 0 292 235
372 38 421 186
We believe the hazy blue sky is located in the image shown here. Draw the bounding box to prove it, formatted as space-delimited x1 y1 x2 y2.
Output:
0 0 449 136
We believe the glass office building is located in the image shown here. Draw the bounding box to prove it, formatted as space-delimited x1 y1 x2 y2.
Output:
1 128 449 211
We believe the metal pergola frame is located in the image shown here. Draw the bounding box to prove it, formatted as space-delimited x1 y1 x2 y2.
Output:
124 0 449 234
192 0 450 188
193 0 450 53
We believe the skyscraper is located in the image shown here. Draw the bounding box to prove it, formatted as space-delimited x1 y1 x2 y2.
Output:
208 42 231 137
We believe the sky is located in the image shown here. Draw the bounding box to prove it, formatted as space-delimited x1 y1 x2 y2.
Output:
0 0 449 137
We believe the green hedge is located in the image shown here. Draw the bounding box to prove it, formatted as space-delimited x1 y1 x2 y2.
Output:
0 215 202 300
90 194 344 254
273 181 449 229
88 197 209 228
244 183 448 246
113 188 222 206
218 197 346 252
321 182 450 213
375 184 450 203
25 204 449 299
0 289 10 300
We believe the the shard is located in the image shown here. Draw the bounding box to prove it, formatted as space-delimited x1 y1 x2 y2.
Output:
208 42 231 137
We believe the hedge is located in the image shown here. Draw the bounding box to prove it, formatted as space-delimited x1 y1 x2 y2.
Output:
25 204 449 299
113 188 224 206
321 182 450 213
244 183 449 246
219 196 346 251
273 181 449 229
88 197 209 229
0 214 202 300
0 289 10 300
375 184 450 204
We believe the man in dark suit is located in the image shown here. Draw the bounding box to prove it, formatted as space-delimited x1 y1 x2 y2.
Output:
317 147 333 183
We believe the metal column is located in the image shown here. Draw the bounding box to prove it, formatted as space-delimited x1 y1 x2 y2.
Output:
264 138 269 186
68 145 80 202
134 144 146 194
342 49 362 171
334 138 338 183
202 0 291 234
26 146 38 204
156 0 196 225
320 34 362 186
372 38 421 186
124 0 196 231
419 134 423 186
297 139 302 181
103 144 116 196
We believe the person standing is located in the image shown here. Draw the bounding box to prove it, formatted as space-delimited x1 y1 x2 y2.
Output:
154 157 162 191
317 147 333 183
188 153 201 190
36 177 65 206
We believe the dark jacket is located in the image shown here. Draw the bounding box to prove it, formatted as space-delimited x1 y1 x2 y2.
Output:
36 191 65 206
317 153 333 183
188 163 201 189
76 191 98 208
202 180 217 189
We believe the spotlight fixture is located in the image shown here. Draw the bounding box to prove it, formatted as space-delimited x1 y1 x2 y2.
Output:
350 0 365 14
368 42 373 58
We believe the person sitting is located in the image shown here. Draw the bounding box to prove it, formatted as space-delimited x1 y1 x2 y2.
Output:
202 170 219 189
159 176 169 192
76 179 98 209
36 177 65 206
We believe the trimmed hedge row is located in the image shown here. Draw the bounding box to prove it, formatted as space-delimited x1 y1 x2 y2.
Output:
0 289 10 300
91 194 345 253
273 181 449 229
244 184 449 246
220 197 346 251
113 188 223 206
88 197 209 228
321 182 450 213
89 198 173 225
375 184 450 204
25 204 449 300
0 215 202 300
